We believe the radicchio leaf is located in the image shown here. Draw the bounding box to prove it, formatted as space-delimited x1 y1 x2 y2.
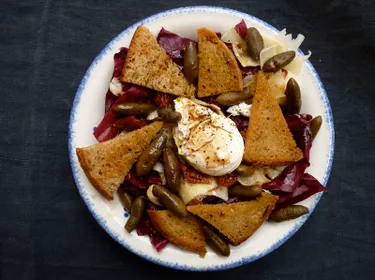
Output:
157 28 194 67
241 66 261 77
263 159 310 192
121 182 146 197
230 115 249 131
94 85 153 142
124 167 162 189
136 208 169 252
104 47 129 112
113 47 128 78
286 114 313 160
105 90 119 113
93 111 121 142
276 173 327 208
234 19 248 40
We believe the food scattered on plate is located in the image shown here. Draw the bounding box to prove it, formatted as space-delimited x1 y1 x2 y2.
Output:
76 19 326 257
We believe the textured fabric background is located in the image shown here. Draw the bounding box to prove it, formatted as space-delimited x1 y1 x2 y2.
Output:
1 0 374 279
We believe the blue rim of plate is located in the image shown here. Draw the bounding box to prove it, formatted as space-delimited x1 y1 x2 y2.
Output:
68 5 335 271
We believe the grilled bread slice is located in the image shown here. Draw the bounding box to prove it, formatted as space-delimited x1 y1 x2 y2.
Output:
76 122 163 200
197 27 243 97
187 192 278 246
121 26 195 97
148 210 206 257
243 72 303 165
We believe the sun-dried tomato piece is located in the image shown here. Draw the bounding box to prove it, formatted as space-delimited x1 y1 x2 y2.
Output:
187 198 204 206
113 116 148 132
180 163 212 184
216 173 238 188
154 92 174 108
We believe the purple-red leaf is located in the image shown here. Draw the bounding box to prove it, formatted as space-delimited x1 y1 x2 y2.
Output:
136 214 168 252
104 48 129 112
276 173 327 208
241 66 261 77
124 168 162 189
105 90 119 113
121 182 146 197
286 114 313 160
94 85 153 142
286 114 312 130
104 48 129 113
234 19 248 40
230 115 249 131
157 28 194 67
113 47 128 78
93 111 121 142
263 159 310 192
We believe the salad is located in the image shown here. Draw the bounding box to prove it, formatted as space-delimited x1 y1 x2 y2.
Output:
76 19 326 257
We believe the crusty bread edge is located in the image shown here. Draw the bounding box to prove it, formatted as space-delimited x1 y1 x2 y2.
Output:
248 157 303 167
196 27 243 98
230 194 278 245
120 26 144 83
187 194 279 246
148 210 207 257
76 147 114 200
120 26 195 97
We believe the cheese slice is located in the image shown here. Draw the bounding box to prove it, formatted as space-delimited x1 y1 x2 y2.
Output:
237 166 285 186
178 179 228 204
221 26 311 76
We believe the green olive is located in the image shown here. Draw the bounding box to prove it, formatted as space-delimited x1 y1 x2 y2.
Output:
235 164 255 176
125 196 145 232
269 205 309 222
136 127 168 176
112 103 156 116
163 147 181 193
246 27 264 61
183 42 198 84
118 188 133 214
262 51 296 72
152 184 188 217
311 115 322 140
216 91 253 106
228 184 262 198
157 108 182 123
203 225 230 256
285 78 302 114
165 127 178 152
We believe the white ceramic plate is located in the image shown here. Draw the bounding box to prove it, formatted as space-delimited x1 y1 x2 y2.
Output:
69 6 334 271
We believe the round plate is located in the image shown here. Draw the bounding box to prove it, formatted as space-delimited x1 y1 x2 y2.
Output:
69 6 334 271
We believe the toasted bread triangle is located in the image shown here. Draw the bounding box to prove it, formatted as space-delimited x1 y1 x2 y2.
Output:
148 210 206 257
187 192 278 245
243 72 303 165
197 27 243 97
76 122 163 200
121 26 195 97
